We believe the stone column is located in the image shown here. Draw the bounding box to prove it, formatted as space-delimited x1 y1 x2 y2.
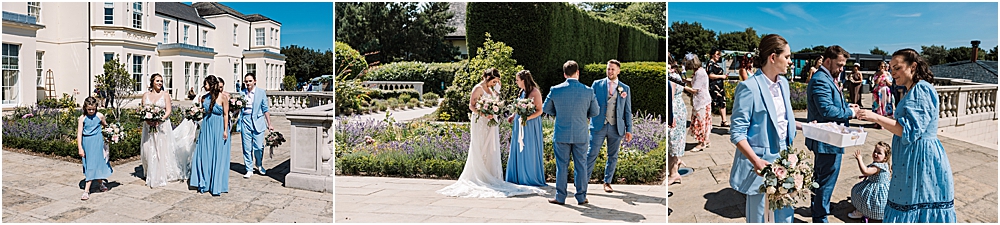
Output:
285 104 333 192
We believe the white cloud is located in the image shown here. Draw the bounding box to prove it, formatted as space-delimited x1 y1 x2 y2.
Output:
759 7 787 21
891 13 922 18
782 4 818 23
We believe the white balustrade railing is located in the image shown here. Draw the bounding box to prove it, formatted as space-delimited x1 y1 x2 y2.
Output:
361 81 424 100
265 91 333 116
285 103 333 192
935 84 998 128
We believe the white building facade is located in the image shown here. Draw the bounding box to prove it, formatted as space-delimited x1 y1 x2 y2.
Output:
1 2 285 109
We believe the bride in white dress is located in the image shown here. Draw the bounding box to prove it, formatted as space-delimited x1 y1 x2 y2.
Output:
140 74 186 187
437 68 546 198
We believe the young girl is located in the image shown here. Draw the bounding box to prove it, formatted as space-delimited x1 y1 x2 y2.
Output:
849 141 892 220
77 97 113 200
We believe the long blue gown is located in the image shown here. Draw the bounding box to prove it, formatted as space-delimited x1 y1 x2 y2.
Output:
82 114 112 181
189 95 229 195
504 93 547 187
882 80 956 222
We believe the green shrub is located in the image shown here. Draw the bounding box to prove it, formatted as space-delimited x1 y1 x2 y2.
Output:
467 2 665 97
38 93 80 109
581 62 665 116
364 61 464 95
335 41 368 80
438 34 524 122
423 92 440 103
335 75 372 115
399 93 413 104
367 89 420 101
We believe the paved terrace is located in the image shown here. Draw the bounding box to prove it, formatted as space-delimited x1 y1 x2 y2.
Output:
2 110 333 223
668 94 998 223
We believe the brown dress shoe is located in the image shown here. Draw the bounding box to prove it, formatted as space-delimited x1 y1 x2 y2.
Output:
604 183 614 193
578 199 589 205
548 199 564 205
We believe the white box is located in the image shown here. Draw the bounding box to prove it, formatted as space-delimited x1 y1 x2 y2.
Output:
802 122 868 148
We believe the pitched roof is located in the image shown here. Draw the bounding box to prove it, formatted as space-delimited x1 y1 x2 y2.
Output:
245 14 280 24
930 60 998 84
155 2 215 28
445 2 465 38
192 2 247 20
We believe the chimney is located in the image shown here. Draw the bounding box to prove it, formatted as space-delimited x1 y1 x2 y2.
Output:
972 40 981 63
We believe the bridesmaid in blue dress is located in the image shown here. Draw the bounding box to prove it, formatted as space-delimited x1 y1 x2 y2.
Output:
78 97 112 200
857 49 956 222
505 70 547 187
189 76 231 196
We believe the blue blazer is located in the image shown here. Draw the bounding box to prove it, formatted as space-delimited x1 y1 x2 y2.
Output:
729 72 796 195
589 78 633 135
239 87 270 133
543 79 600 144
806 67 852 154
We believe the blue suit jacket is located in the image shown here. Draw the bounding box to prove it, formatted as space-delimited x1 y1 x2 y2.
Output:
806 67 852 154
590 78 633 135
729 72 797 195
239 87 270 133
543 79 600 144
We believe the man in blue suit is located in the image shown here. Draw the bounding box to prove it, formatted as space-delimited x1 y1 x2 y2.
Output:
806 46 860 222
240 73 274 179
543 60 601 205
587 59 633 193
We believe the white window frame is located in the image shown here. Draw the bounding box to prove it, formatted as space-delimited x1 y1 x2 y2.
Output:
246 63 256 76
184 62 191 92
162 61 173 92
28 2 41 22
35 51 43 87
132 2 142 29
162 20 169 43
233 24 239 46
202 63 209 87
104 2 114 25
3 43 20 105
193 62 201 91
132 54 143 92
255 28 265 46
183 25 189 44
202 30 208 46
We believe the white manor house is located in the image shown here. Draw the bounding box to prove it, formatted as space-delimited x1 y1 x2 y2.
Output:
1 2 286 109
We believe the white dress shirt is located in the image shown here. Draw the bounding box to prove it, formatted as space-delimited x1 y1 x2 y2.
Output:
764 76 788 143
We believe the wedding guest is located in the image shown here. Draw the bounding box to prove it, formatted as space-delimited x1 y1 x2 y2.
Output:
77 97 112 200
807 55 823 83
872 61 894 129
505 70 546 187
857 49 955 222
739 53 755 81
240 73 274 178
668 59 693 185
707 48 729 127
686 53 711 151
847 64 864 105
806 45 860 223
587 59 633 193
849 141 892 220
190 75 230 196
729 34 801 223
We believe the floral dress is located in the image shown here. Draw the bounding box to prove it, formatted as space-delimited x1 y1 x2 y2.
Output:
851 162 890 220
872 73 894 118
668 73 687 156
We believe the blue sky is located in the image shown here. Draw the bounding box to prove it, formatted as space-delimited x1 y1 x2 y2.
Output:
206 2 333 51
668 2 999 54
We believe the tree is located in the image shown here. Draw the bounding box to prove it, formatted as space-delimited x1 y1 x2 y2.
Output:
870 46 887 56
438 33 524 122
989 46 999 61
794 45 827 54
945 46 987 64
335 2 460 64
921 45 948 65
717 27 760 52
579 2 666 36
668 21 716 62
577 2 632 15
285 45 335 83
94 54 136 121
281 75 298 91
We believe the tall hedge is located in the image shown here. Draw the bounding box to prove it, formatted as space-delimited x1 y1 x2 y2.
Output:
467 2 665 96
335 41 367 80
363 61 465 95
581 62 665 117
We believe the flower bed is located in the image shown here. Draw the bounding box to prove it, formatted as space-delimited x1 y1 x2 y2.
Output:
336 113 666 184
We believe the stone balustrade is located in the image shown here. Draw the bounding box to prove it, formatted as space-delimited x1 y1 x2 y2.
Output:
361 81 424 100
265 91 333 116
936 83 998 128
285 103 334 192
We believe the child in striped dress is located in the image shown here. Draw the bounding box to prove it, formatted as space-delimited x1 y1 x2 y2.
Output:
849 141 892 220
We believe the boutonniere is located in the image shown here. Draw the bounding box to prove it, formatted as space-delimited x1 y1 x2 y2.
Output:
618 86 626 98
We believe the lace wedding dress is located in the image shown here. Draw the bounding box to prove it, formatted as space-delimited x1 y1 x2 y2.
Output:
140 94 184 187
437 86 547 198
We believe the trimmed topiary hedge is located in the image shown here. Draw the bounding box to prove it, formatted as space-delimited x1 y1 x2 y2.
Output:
467 2 665 96
581 62 665 116
335 41 367 80
363 61 465 95
438 34 524 122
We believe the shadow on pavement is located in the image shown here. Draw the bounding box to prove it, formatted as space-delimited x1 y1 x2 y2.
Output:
589 190 666 206
131 165 146 180
228 159 290 185
78 179 122 192
703 188 745 219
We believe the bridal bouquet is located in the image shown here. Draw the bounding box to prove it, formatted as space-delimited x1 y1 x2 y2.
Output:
139 105 166 132
229 92 248 114
509 98 536 126
758 147 820 211
265 131 286 158
185 102 205 121
102 123 125 144
475 94 504 127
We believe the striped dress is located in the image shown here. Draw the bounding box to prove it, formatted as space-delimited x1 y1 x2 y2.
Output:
851 162 890 220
